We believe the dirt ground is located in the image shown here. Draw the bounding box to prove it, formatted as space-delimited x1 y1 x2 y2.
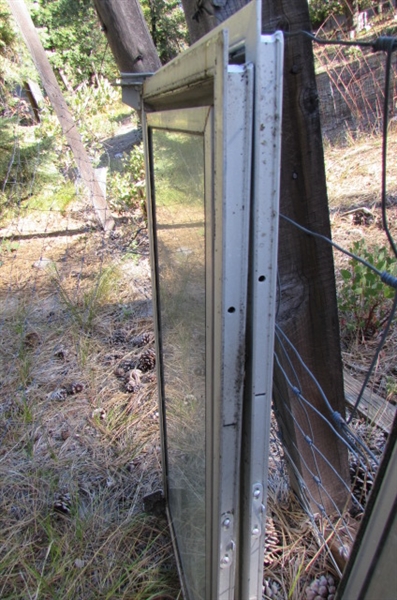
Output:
0 123 396 598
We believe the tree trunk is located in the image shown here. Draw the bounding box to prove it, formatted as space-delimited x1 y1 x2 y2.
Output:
180 0 248 43
179 0 215 43
93 0 161 73
262 1 349 511
7 0 114 231
182 0 349 512
101 0 349 511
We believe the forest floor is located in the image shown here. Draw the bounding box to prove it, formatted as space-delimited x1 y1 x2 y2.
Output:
0 119 396 599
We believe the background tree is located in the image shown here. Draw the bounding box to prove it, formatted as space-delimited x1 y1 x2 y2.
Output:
308 0 396 29
30 0 117 88
308 0 344 28
7 0 114 229
93 0 161 73
0 0 16 59
141 0 189 64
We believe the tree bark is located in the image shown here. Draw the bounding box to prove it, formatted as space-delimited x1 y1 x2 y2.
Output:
93 0 161 73
181 0 349 512
8 0 114 231
180 0 215 43
180 0 248 43
262 1 349 511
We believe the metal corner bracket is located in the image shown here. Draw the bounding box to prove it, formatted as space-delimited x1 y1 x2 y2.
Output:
119 72 154 111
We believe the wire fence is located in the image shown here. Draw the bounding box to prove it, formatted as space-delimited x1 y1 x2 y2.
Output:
0 11 397 600
315 6 397 141
262 20 397 598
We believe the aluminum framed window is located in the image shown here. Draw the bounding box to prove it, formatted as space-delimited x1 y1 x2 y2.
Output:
145 62 254 597
136 2 284 598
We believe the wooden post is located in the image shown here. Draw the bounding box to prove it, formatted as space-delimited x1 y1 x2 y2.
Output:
181 0 349 513
262 1 349 512
7 0 114 231
93 0 161 72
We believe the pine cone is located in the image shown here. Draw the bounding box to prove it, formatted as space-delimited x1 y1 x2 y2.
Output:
124 369 142 393
137 348 156 372
263 578 281 599
64 382 84 395
110 329 128 344
305 575 336 600
264 516 281 567
53 492 72 515
115 358 136 378
24 332 40 349
132 332 153 347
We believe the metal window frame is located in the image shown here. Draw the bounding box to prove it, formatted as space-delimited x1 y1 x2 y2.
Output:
143 48 255 600
146 106 214 600
238 32 284 600
132 2 284 598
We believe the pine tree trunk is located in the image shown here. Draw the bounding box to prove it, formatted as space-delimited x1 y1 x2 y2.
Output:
8 0 114 231
181 0 349 511
93 0 161 73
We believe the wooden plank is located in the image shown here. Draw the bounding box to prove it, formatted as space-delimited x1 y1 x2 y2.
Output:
344 370 396 434
264 0 350 512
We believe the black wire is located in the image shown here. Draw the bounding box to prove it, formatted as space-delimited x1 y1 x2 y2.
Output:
276 324 338 416
279 214 397 290
380 42 397 259
292 30 374 49
287 30 397 258
286 30 397 53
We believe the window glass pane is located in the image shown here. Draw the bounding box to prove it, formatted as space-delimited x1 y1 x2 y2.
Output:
151 129 206 599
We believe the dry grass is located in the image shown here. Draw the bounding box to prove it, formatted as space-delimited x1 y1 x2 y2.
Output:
0 208 181 599
327 128 397 402
0 128 396 600
325 128 397 211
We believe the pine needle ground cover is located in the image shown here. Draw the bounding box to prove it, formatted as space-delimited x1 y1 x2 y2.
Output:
0 211 181 599
0 130 395 600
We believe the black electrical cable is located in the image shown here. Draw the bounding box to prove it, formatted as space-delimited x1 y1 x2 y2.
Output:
280 214 397 290
380 40 397 259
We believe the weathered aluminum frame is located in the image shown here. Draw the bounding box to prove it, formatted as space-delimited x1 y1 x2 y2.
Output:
133 2 284 597
145 106 214 600
144 57 254 600
336 415 397 600
238 32 284 600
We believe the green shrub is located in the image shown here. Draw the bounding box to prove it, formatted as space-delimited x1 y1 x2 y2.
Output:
108 143 146 213
0 0 16 59
0 117 57 213
140 0 189 64
31 0 117 88
309 0 344 29
338 239 397 341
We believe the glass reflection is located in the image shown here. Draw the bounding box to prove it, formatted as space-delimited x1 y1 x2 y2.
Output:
152 129 206 599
